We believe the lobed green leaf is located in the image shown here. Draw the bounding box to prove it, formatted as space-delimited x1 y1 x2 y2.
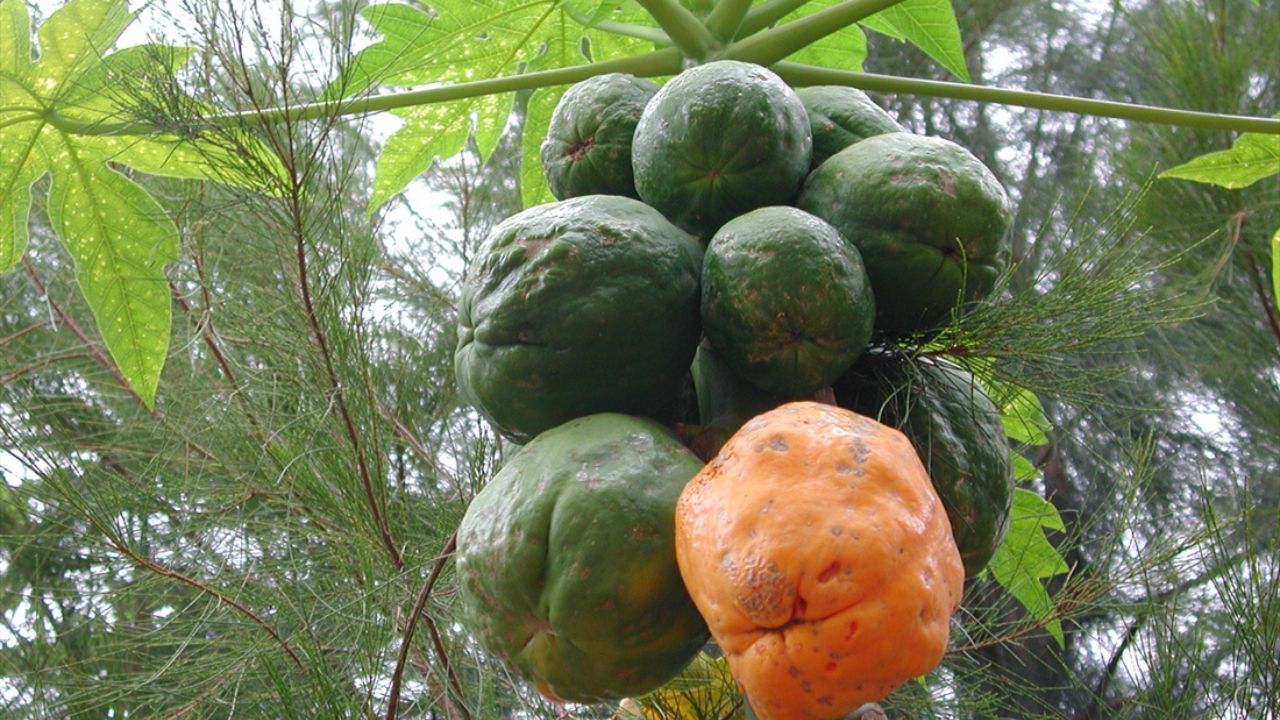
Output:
43 138 177 408
777 0 869 71
347 1 649 213
988 488 1069 646
1158 131 1280 189
859 0 969 81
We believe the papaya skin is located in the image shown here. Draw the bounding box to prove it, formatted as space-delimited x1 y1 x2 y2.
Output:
454 195 703 443
632 60 812 241
797 133 1012 336
456 413 709 703
675 402 964 720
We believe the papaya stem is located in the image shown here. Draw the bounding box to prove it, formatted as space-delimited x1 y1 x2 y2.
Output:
561 4 673 45
738 0 819 37
44 49 684 136
633 0 719 60
726 0 905 65
705 0 753 42
774 62 1280 134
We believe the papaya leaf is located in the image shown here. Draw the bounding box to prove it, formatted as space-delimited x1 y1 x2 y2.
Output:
777 0 869 71
1011 453 1041 483
995 384 1051 446
989 488 1070 646
344 1 649 214
859 0 970 82
44 142 178 406
956 356 1052 446
1159 130 1280 189
0 0 273 407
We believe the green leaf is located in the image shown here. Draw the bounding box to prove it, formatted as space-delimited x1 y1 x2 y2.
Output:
0 0 30 75
989 488 1070 646
1011 453 1041 483
1 0 210 406
957 356 1052 445
0 122 44 272
860 0 970 81
30 0 132 99
996 385 1051 446
777 0 869 70
44 139 177 407
1159 131 1280 189
346 1 649 213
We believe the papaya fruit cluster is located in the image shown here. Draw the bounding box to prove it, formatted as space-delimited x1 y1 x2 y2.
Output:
451 60 1016 719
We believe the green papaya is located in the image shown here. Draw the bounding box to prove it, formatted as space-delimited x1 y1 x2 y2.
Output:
455 413 709 703
834 352 1014 576
540 74 658 200
631 60 812 241
454 195 703 443
796 85 905 168
797 133 1012 336
701 206 874 397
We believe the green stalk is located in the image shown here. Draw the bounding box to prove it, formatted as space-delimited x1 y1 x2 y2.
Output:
633 0 719 60
705 0 754 42
775 62 1280 134
738 0 818 37
726 0 905 65
47 49 684 137
561 4 672 45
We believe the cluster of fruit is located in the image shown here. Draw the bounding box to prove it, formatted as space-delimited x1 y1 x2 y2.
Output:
450 60 1016 720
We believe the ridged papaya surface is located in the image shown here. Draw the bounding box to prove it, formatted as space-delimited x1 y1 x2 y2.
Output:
454 195 703 442
796 86 904 168
456 413 709 703
835 352 1014 576
797 133 1012 336
701 206 874 397
632 60 812 241
540 74 657 200
675 402 964 720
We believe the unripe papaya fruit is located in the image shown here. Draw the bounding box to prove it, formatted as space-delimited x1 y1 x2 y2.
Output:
541 74 658 200
632 61 812 241
834 352 1014 576
795 86 905 168
456 413 709 703
797 133 1012 336
454 195 703 442
701 206 874 397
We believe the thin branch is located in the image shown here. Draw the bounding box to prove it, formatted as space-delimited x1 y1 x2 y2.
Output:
0 321 48 348
106 531 305 669
386 533 465 720
772 62 1280 134
0 351 95 384
47 49 684 135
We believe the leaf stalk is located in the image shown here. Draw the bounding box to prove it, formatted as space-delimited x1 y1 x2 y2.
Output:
728 0 904 64
773 62 1280 134
634 0 720 59
705 0 754 41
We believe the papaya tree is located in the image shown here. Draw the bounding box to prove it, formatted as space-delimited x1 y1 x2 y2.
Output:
0 0 1276 717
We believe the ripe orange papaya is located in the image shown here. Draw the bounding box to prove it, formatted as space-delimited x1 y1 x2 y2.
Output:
674 402 964 720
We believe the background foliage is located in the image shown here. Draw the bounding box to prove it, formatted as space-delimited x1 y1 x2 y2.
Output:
1 0 1277 718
